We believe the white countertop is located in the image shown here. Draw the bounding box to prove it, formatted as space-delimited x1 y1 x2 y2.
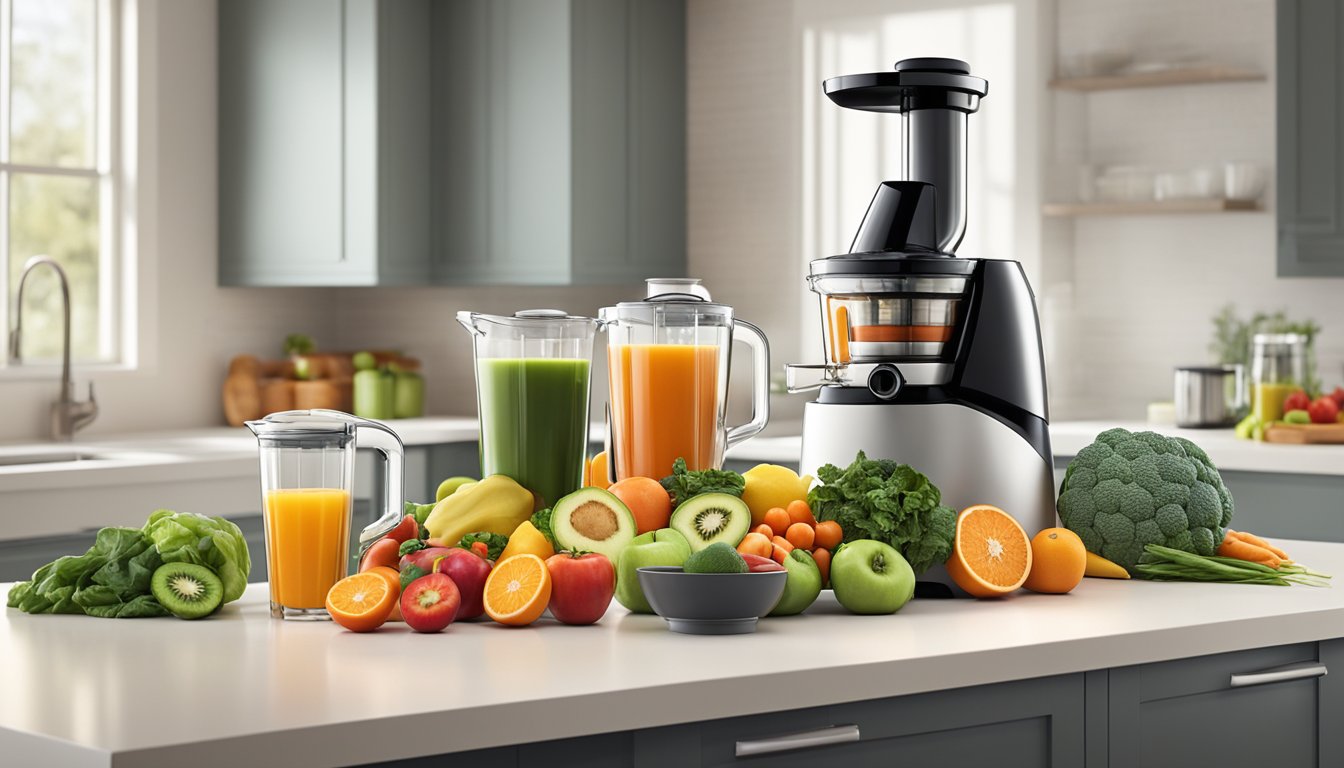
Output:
3 537 1342 767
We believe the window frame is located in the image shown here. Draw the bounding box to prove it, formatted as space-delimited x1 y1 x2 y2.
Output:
0 0 125 376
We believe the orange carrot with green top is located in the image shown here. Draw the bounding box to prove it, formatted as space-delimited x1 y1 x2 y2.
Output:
1217 533 1281 568
1227 530 1291 561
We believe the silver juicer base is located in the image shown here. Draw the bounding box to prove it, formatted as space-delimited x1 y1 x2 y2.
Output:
799 399 1058 596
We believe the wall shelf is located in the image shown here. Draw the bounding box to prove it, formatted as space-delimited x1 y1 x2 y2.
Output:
1049 66 1265 92
1042 199 1261 216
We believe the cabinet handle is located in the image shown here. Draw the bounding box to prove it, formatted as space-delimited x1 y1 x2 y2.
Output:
1230 662 1328 688
735 724 860 757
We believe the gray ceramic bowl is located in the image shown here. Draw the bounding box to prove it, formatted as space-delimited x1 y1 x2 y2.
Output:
636 566 788 635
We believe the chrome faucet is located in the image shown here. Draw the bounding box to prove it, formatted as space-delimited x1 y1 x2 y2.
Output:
9 256 98 441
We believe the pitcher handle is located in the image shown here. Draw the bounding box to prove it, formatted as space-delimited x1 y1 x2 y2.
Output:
726 320 771 449
352 417 406 549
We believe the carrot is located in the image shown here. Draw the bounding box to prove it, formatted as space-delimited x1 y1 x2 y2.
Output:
1227 530 1291 562
1217 533 1281 568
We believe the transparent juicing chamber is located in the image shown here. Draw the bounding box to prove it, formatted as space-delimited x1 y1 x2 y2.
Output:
457 310 597 509
600 283 769 481
811 274 968 363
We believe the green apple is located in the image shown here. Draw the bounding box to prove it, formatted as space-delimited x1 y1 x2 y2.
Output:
830 540 915 615
768 548 822 616
435 476 476 502
614 528 691 613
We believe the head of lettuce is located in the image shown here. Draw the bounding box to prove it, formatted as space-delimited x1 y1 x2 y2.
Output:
7 510 251 618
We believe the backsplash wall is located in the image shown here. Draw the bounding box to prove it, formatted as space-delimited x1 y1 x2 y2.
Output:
1043 0 1344 421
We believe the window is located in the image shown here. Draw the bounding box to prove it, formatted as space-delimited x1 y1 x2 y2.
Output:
0 0 118 366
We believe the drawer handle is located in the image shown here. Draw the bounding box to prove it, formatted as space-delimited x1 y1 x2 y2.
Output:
735 724 860 757
1230 662 1328 688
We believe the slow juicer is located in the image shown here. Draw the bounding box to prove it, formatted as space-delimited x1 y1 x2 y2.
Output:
788 58 1056 592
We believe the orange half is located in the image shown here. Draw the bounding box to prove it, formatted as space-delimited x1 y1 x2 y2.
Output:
326 572 396 632
484 553 552 626
945 504 1032 598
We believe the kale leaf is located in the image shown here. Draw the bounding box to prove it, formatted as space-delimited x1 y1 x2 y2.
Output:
660 458 746 508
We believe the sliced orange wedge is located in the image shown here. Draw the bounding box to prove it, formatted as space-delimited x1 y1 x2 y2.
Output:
945 504 1033 598
326 572 396 632
484 553 552 626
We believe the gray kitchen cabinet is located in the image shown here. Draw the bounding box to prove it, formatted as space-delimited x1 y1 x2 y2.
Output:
1102 641 1342 768
1277 0 1344 277
430 0 687 285
0 530 100 583
219 0 430 286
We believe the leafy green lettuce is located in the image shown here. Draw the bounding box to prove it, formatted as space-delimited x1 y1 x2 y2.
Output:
143 510 251 603
807 451 957 575
7 509 252 618
660 458 746 508
458 531 509 561
7 527 169 618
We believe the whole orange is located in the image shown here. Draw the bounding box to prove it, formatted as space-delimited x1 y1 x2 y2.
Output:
607 476 672 534
1023 528 1087 594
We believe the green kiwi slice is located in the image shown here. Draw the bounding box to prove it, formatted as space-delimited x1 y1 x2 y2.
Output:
151 562 224 619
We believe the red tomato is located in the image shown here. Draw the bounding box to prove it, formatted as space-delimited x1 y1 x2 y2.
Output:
400 573 461 633
1309 396 1340 424
1330 386 1344 409
545 552 615 625
359 537 401 572
1283 389 1311 413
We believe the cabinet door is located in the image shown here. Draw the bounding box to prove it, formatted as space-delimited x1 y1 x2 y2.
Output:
675 674 1084 767
1107 642 1333 767
1277 0 1344 277
219 0 377 286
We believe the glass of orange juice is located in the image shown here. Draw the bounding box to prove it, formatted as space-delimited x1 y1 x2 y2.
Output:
600 280 771 481
246 410 407 620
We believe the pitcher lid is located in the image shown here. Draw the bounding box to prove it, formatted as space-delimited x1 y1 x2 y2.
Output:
245 409 359 443
456 310 598 337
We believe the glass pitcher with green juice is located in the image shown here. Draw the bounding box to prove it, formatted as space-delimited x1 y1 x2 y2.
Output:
457 310 597 509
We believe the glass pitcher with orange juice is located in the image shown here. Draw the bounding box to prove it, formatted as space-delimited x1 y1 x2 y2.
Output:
599 279 770 481
245 410 406 620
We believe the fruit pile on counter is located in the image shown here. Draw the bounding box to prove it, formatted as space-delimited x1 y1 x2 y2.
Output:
6 428 1330 631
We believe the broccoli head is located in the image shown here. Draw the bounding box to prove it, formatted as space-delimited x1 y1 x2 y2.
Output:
1057 428 1234 572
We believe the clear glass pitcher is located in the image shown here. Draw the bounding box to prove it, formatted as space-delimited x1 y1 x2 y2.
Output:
245 409 406 620
599 280 770 481
457 309 598 508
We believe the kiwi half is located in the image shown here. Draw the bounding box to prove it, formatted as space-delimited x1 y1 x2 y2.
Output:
670 493 751 552
151 562 224 620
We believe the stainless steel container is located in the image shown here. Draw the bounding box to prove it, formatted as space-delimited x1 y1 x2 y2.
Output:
1174 365 1245 428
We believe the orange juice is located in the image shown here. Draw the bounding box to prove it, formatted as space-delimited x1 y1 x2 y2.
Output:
609 344 721 480
264 488 352 609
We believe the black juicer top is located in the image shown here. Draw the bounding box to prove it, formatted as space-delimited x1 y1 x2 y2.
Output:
820 58 988 259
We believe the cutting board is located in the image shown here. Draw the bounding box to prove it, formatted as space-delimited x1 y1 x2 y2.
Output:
1263 422 1344 444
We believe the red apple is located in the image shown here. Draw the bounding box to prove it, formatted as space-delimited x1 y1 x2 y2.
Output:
545 552 615 625
433 548 492 619
740 553 786 573
399 547 455 574
400 573 460 633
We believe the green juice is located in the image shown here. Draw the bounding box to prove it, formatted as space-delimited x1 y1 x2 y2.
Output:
476 358 591 509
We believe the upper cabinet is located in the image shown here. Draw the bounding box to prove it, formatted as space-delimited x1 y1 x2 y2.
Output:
219 0 431 287
1277 0 1344 278
219 0 686 287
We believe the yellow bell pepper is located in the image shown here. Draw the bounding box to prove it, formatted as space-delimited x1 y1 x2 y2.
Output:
423 474 534 546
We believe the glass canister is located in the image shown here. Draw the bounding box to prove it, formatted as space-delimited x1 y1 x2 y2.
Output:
1250 333 1307 422
457 310 598 509
599 280 770 481
245 410 406 620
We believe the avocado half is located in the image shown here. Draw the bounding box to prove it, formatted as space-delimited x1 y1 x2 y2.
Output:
552 487 638 560
670 493 751 552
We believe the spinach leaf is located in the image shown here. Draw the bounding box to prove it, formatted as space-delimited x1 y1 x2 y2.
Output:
660 458 746 508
